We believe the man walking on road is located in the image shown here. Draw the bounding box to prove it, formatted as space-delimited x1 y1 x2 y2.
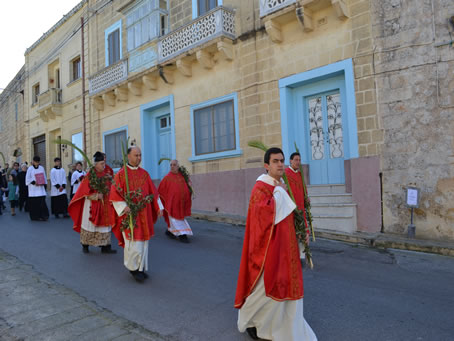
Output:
25 156 49 221
68 152 116 254
50 157 69 219
110 146 163 283
234 147 317 341
158 159 193 243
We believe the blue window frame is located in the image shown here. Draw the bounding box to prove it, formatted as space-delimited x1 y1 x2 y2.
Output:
103 126 128 171
105 20 123 67
190 93 242 162
192 0 223 19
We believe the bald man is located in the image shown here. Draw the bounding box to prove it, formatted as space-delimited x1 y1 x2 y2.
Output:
110 147 164 282
158 160 193 243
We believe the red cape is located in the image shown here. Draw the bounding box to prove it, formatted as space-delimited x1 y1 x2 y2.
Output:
234 180 303 309
110 166 160 248
68 168 112 233
285 167 306 211
158 171 192 226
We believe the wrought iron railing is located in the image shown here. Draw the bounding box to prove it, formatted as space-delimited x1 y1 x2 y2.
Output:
259 0 296 17
158 6 235 62
88 59 128 95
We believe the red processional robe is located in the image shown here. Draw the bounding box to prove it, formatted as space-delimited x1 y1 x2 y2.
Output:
158 171 191 226
234 179 303 309
68 168 113 233
110 166 160 248
285 167 306 211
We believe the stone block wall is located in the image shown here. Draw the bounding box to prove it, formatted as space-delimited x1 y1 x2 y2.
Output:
371 0 454 240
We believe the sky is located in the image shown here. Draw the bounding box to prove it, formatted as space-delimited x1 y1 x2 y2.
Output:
0 0 82 93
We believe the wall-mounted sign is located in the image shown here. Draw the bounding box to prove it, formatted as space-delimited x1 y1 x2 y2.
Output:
406 186 420 208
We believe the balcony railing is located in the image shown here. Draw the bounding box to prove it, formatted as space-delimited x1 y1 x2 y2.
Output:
158 6 235 63
259 0 296 17
89 59 128 95
37 88 62 112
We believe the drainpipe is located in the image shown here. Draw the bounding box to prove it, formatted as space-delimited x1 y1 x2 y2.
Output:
81 16 87 160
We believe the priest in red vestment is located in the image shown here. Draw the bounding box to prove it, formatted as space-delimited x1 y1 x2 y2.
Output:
158 159 193 243
285 152 310 250
68 152 117 254
110 146 163 282
235 147 317 341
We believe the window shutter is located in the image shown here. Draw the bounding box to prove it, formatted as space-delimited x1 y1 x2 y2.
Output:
127 27 134 51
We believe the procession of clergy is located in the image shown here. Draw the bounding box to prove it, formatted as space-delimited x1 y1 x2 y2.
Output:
24 145 316 340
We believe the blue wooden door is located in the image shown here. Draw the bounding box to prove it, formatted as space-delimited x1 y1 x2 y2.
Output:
305 91 345 184
157 114 171 179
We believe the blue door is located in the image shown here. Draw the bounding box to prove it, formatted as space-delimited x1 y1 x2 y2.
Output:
157 114 171 179
305 91 345 184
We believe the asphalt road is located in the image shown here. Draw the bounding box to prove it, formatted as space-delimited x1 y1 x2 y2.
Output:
1 207 454 341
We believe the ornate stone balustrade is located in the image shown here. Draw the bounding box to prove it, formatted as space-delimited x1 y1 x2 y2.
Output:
259 0 296 17
158 6 235 63
89 59 128 95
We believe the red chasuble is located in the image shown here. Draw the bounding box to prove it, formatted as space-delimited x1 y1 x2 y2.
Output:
110 166 160 247
234 180 303 309
68 168 112 233
285 167 306 211
158 171 191 225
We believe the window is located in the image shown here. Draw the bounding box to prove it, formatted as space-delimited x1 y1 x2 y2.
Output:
104 128 127 169
32 83 40 105
198 0 218 16
105 20 122 67
71 56 81 82
71 132 83 163
126 0 169 52
190 93 242 161
192 0 221 18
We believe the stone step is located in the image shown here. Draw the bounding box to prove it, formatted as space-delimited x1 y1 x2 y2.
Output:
310 203 357 217
309 193 353 204
307 184 347 195
312 214 357 234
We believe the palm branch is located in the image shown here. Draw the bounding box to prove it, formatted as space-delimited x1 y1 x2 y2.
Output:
52 138 92 167
158 157 171 165
0 151 5 167
247 140 269 152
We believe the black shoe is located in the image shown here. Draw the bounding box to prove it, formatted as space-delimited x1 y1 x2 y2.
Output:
101 245 117 254
55 214 60 219
130 270 145 283
142 271 149 279
165 230 176 239
246 327 259 340
82 245 89 253
178 235 190 243
63 214 70 218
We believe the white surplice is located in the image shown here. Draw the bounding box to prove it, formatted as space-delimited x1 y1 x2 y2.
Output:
50 167 67 196
71 170 86 194
25 165 47 197
238 173 317 341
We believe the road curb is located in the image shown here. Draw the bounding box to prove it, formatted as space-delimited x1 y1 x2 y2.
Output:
191 211 454 257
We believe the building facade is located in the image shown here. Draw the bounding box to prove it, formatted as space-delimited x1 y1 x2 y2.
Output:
0 0 453 241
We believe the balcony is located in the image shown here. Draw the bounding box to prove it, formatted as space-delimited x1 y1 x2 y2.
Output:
37 88 62 121
260 0 349 43
158 6 235 63
89 59 128 95
259 0 297 17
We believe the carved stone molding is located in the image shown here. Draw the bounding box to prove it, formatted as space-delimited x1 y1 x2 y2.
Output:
93 97 104 111
102 92 116 107
196 50 214 69
176 58 192 77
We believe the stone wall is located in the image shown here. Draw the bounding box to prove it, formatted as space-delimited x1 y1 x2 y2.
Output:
371 0 454 240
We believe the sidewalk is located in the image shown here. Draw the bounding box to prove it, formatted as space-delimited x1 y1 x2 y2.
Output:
192 210 454 257
0 249 166 341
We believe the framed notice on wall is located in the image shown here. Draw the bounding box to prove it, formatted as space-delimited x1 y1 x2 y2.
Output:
406 187 420 208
